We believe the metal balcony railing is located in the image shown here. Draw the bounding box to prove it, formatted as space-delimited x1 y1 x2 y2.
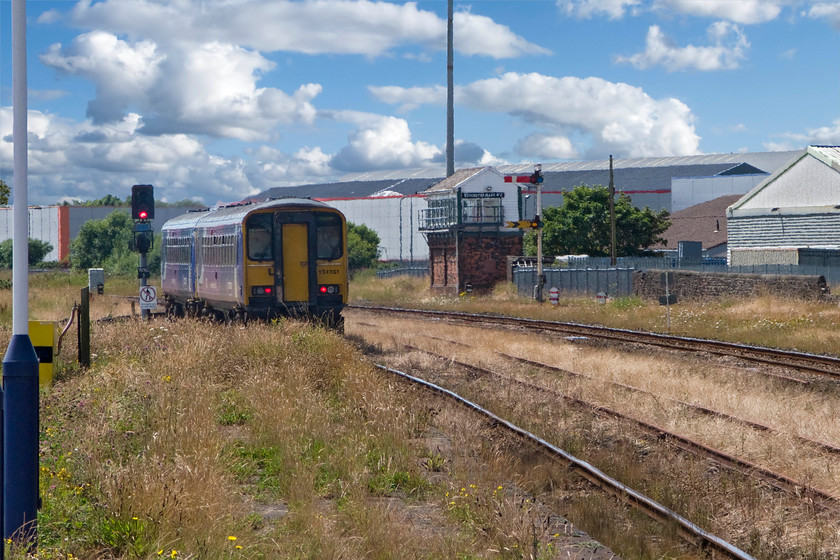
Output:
419 206 456 231
419 201 505 231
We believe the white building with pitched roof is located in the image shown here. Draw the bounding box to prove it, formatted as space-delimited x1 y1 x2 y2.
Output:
727 146 840 266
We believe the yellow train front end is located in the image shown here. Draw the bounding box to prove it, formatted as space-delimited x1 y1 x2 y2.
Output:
242 199 348 328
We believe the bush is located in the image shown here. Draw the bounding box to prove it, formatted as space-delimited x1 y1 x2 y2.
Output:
347 222 381 270
70 211 161 273
0 238 54 267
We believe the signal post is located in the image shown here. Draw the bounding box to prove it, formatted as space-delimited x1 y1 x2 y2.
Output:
131 185 155 319
506 164 545 301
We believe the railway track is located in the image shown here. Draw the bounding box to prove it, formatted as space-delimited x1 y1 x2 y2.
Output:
350 308 840 557
377 363 757 560
419 331 840 457
350 304 840 381
406 342 840 512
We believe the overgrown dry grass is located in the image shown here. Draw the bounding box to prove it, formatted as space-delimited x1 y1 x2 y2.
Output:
350 273 840 355
0 269 137 326
349 312 840 558
4 279 619 560
7 319 441 559
3 270 838 558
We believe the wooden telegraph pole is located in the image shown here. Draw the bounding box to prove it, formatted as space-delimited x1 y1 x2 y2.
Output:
609 155 617 267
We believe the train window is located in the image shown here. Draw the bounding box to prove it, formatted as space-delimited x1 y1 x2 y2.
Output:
316 213 343 261
247 214 273 261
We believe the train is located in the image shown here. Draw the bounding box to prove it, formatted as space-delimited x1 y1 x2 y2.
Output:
160 197 348 329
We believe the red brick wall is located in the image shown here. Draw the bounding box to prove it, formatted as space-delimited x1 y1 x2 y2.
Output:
428 236 458 295
427 232 523 295
458 234 522 293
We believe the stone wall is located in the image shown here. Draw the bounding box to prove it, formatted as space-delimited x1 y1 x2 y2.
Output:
633 269 829 301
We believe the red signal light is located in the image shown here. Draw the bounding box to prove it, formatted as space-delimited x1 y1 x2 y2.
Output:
131 184 155 220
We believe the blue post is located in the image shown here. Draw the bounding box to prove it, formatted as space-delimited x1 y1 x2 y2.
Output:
3 334 39 544
7 0 38 548
1 374 3 560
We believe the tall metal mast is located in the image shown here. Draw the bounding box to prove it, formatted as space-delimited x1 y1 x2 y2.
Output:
446 0 455 177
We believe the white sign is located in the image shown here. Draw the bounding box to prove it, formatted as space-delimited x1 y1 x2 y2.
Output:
139 285 158 310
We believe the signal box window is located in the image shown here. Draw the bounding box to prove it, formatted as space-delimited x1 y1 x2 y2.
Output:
247 214 273 261
316 214 343 261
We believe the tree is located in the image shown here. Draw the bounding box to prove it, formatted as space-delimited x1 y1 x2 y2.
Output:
346 222 381 270
0 179 9 206
70 211 134 270
70 210 161 273
525 185 670 257
66 194 130 206
0 238 54 267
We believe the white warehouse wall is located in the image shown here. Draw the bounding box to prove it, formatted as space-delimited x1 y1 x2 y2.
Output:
672 174 767 213
319 195 430 262
0 206 62 261
0 206 204 263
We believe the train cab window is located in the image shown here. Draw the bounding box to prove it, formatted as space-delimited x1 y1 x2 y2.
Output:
316 213 343 261
247 214 273 261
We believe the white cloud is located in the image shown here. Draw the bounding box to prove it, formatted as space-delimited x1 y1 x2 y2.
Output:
558 0 642 20
559 0 784 23
616 22 749 71
252 145 336 183
806 3 840 28
69 0 546 59
41 33 321 140
655 0 783 24
455 11 551 58
515 134 580 159
368 85 446 112
766 119 840 151
0 107 262 204
327 113 442 171
428 140 506 167
36 9 64 24
40 31 164 123
372 72 700 158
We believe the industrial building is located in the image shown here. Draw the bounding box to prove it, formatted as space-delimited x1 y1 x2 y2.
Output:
727 146 840 266
251 150 798 262
0 149 805 265
0 205 202 263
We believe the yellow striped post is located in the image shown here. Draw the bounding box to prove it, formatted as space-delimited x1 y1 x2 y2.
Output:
28 320 55 385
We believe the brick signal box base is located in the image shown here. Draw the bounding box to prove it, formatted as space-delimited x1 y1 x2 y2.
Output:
428 231 522 295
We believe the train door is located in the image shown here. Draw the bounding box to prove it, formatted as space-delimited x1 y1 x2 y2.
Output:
274 213 317 306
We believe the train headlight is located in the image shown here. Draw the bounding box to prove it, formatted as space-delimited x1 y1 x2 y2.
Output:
318 285 338 295
252 286 274 295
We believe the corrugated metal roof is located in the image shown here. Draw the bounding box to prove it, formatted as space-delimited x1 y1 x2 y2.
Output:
336 151 800 181
423 167 487 192
247 178 438 201
807 145 840 170
247 150 802 203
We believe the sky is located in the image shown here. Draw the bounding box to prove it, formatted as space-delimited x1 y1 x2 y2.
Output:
2 0 840 206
